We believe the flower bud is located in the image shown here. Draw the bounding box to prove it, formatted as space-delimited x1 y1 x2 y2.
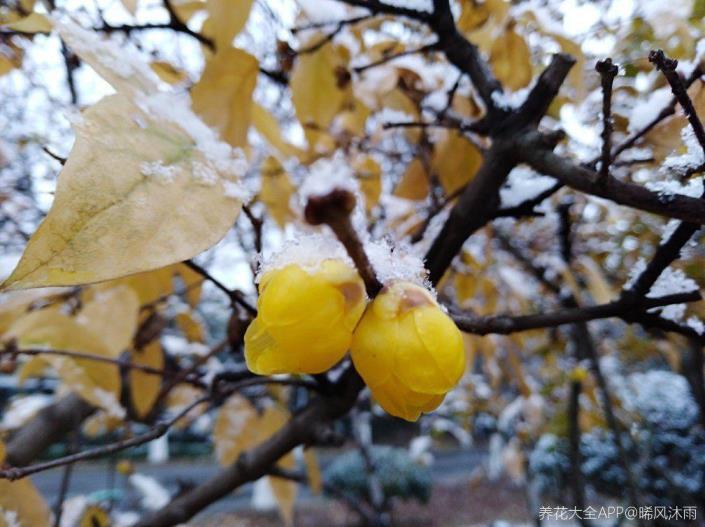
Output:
351 281 466 421
245 260 366 374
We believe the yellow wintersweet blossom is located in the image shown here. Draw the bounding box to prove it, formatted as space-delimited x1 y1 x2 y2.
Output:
245 260 367 374
351 282 466 421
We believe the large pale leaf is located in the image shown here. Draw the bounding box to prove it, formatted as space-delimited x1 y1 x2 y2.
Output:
3 93 244 290
0 479 51 527
3 21 247 291
191 48 259 147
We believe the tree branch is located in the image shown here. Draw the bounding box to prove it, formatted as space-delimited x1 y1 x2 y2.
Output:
453 291 700 335
518 131 705 224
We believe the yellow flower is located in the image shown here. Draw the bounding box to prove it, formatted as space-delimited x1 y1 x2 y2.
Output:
351 281 466 421
245 260 367 375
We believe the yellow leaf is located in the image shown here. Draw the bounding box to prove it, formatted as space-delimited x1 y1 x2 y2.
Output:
192 48 259 148
3 23 246 291
3 92 244 290
175 311 206 342
105 266 175 306
303 448 322 494
214 396 290 466
6 310 123 416
0 479 51 527
171 0 206 22
252 103 303 159
394 158 429 200
548 32 584 94
130 341 164 419
0 55 15 77
352 156 381 210
79 505 111 527
151 61 188 84
82 410 122 437
78 285 140 357
0 441 5 464
213 394 259 465
175 263 204 308
334 98 371 137
290 38 346 145
381 88 420 143
165 384 207 429
268 452 297 526
3 12 52 33
578 256 615 304
259 156 295 228
431 130 482 195
457 0 490 32
203 0 253 50
17 356 47 384
120 0 138 14
490 26 532 91
0 289 54 334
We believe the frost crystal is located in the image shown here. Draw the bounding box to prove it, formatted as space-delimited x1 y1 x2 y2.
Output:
299 153 358 200
621 370 698 429
93 388 126 419
645 175 703 200
257 231 353 281
365 237 430 288
0 394 52 429
626 259 698 322
491 87 531 110
662 126 705 177
56 19 250 201
140 161 179 183
0 510 20 527
500 166 556 208
629 87 672 132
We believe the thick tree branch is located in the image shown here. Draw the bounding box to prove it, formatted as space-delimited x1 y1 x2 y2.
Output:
518 131 705 224
136 368 365 526
453 291 701 335
425 139 518 285
4 393 95 467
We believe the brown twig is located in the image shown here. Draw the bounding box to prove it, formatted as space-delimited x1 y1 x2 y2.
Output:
304 189 383 296
596 58 619 183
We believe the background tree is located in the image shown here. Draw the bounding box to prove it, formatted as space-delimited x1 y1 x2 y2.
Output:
0 0 705 526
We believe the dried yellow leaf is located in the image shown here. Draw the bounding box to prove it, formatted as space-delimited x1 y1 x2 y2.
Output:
431 130 482 195
0 478 51 527
259 156 295 228
3 12 52 33
394 158 429 200
192 48 259 148
78 285 140 357
203 0 253 50
290 38 346 145
490 26 532 91
130 340 164 419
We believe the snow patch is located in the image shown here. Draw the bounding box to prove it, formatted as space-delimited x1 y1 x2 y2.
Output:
500 167 556 208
